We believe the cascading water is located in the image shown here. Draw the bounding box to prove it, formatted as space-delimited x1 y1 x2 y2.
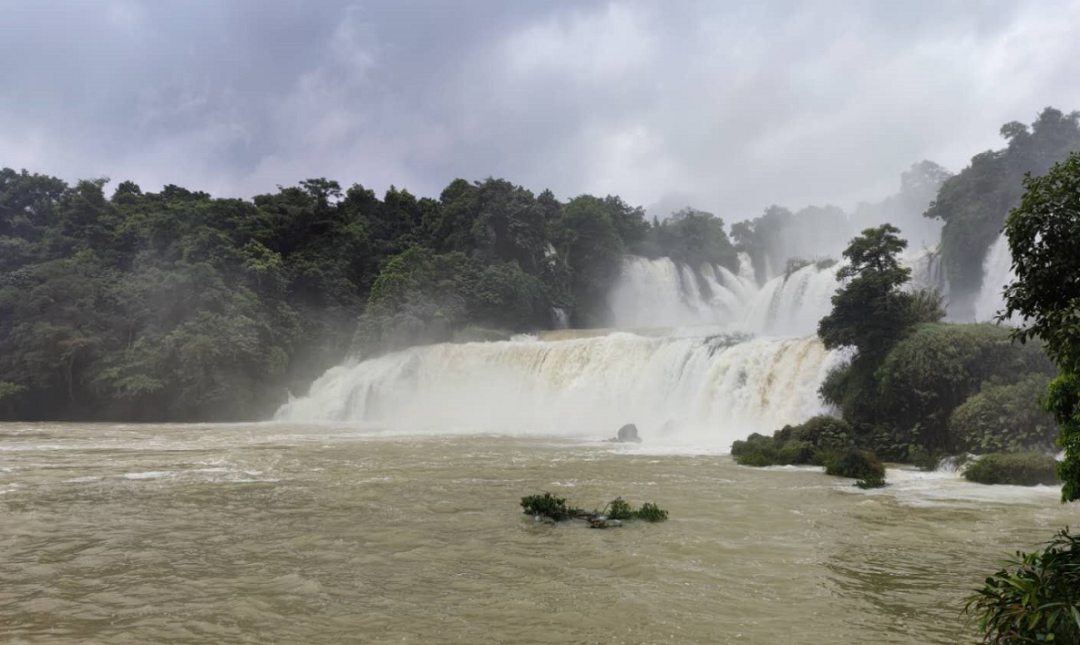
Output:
905 246 949 298
974 232 1016 324
282 249 961 449
275 332 845 450
606 255 841 336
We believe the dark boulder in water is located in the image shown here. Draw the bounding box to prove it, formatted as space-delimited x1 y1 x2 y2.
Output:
608 423 641 443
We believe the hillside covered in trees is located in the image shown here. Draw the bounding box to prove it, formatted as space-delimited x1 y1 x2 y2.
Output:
0 172 737 421
2 107 1077 424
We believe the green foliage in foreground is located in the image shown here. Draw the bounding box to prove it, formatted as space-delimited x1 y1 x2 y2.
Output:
962 453 1061 487
1003 150 1080 503
965 528 1080 644
521 493 668 523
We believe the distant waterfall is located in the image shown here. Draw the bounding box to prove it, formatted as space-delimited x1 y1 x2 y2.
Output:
905 247 949 298
974 233 1017 324
606 255 841 336
276 332 844 450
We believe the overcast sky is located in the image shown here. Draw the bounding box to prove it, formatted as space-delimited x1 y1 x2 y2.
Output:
3 0 1079 218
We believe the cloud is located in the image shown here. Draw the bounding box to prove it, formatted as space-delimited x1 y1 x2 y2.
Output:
1 0 1078 219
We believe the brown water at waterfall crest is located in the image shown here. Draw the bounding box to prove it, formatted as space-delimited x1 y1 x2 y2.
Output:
1 423 1071 644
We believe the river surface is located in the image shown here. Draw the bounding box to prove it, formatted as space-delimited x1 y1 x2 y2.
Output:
0 422 1073 644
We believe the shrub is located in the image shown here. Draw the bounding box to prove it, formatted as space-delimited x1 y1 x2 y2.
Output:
856 472 887 489
524 494 669 524
634 502 669 523
601 498 669 522
823 448 885 481
732 417 854 467
950 374 1058 454
963 453 1060 486
731 432 780 466
605 497 635 520
784 257 812 278
862 323 1055 453
965 527 1080 644
521 492 584 521
734 452 776 467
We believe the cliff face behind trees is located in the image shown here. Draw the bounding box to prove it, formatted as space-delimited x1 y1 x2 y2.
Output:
925 107 1080 318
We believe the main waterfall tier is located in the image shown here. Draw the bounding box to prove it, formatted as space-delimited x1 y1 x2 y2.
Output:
275 332 845 451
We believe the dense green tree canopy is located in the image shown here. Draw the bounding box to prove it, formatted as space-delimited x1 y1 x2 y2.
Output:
0 167 665 421
926 107 1080 318
817 224 924 357
1001 150 1080 501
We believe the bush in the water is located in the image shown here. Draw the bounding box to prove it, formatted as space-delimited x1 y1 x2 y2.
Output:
965 527 1080 644
731 416 854 467
634 502 669 523
855 472 887 489
521 493 584 521
823 448 885 481
962 453 1060 486
522 494 668 524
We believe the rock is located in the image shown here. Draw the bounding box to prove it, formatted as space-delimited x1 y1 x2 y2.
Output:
587 514 622 529
614 423 641 443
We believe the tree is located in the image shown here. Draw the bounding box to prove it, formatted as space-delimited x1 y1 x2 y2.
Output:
641 207 739 271
817 224 917 356
1002 150 1080 501
926 107 1080 318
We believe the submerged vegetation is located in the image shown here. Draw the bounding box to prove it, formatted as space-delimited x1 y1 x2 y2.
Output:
520 493 669 525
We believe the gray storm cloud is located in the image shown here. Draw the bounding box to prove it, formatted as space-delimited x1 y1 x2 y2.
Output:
2 0 1079 217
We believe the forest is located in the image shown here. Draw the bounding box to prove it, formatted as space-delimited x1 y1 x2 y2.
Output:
1 107 1078 431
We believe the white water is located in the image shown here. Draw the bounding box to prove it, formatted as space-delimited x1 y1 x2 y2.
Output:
606 255 841 335
276 332 845 451
974 232 1016 324
905 246 949 298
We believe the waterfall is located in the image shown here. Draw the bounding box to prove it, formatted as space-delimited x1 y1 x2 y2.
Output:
551 307 569 330
606 256 749 329
741 262 842 336
606 255 836 334
974 233 1017 324
276 332 844 450
905 247 949 298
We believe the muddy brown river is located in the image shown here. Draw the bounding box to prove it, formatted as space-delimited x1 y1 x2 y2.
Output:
0 422 1074 644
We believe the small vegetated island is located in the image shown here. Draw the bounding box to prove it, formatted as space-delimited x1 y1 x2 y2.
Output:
521 493 668 529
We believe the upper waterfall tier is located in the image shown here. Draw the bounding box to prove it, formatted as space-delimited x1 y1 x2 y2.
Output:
974 232 1017 324
276 332 845 450
606 251 951 334
606 255 841 335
